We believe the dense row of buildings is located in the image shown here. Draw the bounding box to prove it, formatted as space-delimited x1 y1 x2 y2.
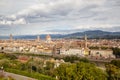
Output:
0 34 117 59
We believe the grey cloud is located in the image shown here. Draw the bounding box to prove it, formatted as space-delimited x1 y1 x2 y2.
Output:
0 0 120 35
105 0 120 7
8 0 106 22
0 0 108 25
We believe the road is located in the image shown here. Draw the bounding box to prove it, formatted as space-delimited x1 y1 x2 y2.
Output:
4 72 36 80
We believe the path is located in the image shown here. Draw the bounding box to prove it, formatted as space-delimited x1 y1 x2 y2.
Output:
4 72 37 80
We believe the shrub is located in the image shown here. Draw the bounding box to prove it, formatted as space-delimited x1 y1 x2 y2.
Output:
5 68 55 80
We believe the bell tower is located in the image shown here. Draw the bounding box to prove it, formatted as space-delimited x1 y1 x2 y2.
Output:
36 35 40 42
10 34 13 41
84 34 87 49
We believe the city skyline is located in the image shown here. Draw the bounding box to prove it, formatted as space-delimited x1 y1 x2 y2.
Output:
0 0 120 35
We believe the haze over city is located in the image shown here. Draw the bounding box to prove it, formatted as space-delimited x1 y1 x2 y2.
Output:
0 0 120 35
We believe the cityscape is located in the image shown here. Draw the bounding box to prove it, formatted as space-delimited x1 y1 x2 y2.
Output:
0 34 119 58
0 0 120 80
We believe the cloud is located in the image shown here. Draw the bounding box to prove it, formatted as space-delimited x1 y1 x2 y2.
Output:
5 0 106 22
74 24 118 29
20 0 105 16
0 0 120 35
1 0 118 25
0 18 26 25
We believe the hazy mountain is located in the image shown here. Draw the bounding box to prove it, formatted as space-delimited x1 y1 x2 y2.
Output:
65 30 120 39
0 30 120 39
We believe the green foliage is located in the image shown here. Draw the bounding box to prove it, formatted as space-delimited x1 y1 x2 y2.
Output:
111 60 120 68
5 68 55 80
63 55 79 63
0 54 5 59
55 63 77 80
44 62 55 76
89 46 99 49
106 64 120 80
101 47 108 50
107 60 120 80
14 52 52 58
32 66 37 72
112 47 120 57
0 53 17 60
89 46 109 50
79 58 89 63
0 59 11 68
45 62 54 70
63 55 89 63
55 62 107 80
0 53 55 79
4 54 17 60
20 63 27 70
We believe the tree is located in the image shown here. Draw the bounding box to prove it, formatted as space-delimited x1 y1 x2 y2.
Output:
112 47 120 58
106 64 120 80
55 63 77 80
5 54 17 60
55 62 107 80
44 61 55 76
20 63 27 70
63 55 89 63
79 58 89 63
111 60 120 68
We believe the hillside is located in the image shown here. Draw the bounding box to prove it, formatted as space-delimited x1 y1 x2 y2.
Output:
0 30 120 39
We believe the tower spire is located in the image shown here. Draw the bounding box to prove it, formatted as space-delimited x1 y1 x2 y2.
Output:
36 35 40 42
10 34 13 41
84 34 87 49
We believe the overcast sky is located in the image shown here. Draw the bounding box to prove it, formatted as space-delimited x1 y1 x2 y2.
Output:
0 0 120 35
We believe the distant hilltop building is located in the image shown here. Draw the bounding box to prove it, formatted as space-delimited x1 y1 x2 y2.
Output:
46 34 52 43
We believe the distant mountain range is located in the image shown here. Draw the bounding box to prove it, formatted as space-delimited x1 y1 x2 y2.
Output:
65 30 120 39
0 30 120 39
